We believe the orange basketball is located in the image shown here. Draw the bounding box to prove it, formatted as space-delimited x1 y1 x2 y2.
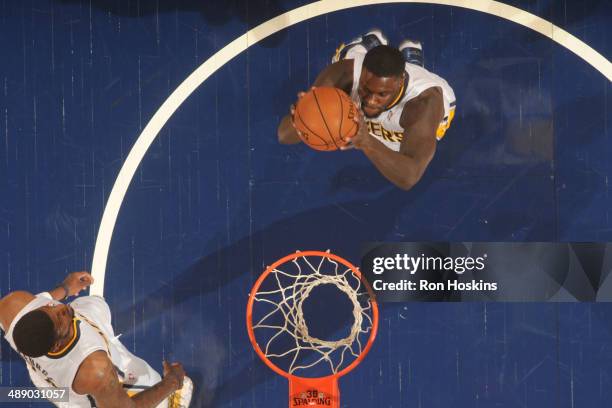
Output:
293 87 358 151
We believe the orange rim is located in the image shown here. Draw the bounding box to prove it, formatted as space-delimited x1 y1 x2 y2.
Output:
246 250 379 381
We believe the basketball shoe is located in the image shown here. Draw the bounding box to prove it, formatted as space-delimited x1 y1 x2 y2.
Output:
399 39 424 67
332 29 388 62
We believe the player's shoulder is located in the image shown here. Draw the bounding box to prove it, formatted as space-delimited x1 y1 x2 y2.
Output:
0 290 35 303
316 59 354 91
74 350 136 407
322 58 353 75
0 291 36 330
332 59 354 92
73 350 113 394
336 59 355 79
400 87 444 127
403 87 443 111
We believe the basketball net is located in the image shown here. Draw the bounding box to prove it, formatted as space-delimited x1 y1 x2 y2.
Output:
247 250 378 408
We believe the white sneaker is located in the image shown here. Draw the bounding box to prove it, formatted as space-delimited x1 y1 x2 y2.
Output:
356 29 389 49
332 29 389 62
168 376 193 408
398 39 424 67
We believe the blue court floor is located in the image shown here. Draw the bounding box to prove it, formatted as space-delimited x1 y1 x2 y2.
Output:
1 0 611 406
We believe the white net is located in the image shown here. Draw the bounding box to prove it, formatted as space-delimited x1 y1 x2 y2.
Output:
251 251 376 376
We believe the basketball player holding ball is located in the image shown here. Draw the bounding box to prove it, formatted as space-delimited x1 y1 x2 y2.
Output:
277 30 456 191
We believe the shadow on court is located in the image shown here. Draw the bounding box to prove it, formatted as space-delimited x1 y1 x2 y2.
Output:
110 103 549 405
53 0 288 47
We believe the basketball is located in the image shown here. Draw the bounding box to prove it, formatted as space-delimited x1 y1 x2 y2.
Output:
293 87 359 151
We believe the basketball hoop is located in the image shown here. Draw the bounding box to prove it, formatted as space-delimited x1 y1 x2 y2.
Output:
246 250 379 407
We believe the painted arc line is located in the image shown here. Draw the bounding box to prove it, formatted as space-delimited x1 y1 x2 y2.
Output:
89 0 612 296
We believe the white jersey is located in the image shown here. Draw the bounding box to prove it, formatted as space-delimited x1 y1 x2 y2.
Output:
2 293 164 408
346 47 456 152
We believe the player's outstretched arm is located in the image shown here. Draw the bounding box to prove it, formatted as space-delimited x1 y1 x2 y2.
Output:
345 88 444 190
74 351 185 408
48 271 94 301
277 60 354 144
0 271 93 330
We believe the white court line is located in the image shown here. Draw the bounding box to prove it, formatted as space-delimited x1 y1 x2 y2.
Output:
90 0 612 296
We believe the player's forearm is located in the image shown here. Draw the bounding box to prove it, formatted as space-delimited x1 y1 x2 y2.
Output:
278 115 301 144
131 378 177 408
361 140 422 190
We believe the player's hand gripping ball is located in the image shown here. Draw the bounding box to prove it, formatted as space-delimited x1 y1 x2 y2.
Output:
292 87 358 151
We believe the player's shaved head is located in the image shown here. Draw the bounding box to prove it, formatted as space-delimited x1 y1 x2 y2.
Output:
13 310 56 357
363 45 405 78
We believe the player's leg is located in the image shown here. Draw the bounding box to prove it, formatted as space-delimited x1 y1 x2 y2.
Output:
398 39 424 67
332 29 389 62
